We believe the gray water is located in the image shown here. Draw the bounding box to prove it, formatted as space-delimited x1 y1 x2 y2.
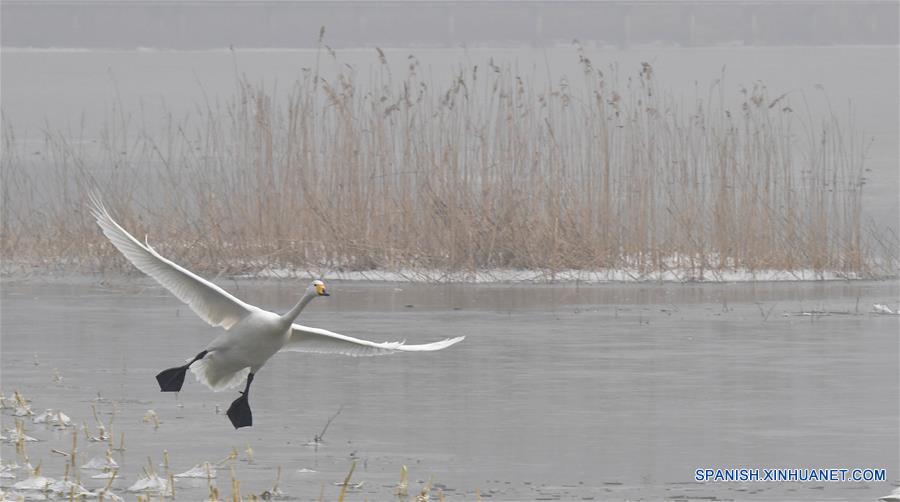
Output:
1 277 898 500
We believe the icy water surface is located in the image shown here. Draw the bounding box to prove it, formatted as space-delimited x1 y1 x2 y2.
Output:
1 277 898 500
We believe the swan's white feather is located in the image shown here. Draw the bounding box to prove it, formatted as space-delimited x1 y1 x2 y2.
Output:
284 324 465 357
89 194 256 330
190 357 251 391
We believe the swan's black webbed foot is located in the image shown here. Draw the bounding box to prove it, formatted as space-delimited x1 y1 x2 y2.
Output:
227 393 252 428
156 350 207 392
227 373 255 429
156 366 189 392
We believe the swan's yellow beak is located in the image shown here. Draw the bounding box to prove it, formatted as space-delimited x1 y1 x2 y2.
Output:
315 282 329 296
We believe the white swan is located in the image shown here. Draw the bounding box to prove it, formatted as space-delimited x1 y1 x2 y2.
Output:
88 195 464 428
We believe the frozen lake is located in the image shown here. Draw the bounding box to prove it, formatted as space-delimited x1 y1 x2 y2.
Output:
1 277 897 500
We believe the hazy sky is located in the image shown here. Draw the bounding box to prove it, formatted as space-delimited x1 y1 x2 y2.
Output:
2 1 897 49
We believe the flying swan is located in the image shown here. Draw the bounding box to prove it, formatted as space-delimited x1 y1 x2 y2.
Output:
88 195 464 428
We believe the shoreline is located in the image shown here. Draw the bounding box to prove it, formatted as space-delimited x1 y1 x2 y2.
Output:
2 262 896 285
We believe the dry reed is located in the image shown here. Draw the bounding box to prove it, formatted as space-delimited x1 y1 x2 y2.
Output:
1 46 893 280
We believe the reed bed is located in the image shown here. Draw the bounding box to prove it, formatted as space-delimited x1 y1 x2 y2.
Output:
1 44 893 280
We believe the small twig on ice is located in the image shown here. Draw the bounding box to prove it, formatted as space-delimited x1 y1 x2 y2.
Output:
314 405 344 444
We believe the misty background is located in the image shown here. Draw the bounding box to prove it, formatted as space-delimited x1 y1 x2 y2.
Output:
2 0 898 50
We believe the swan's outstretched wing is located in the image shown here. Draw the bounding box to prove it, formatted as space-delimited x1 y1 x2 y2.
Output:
283 324 465 357
89 194 257 329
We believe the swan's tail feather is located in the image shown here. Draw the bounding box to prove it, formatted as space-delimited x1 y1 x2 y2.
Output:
190 356 250 392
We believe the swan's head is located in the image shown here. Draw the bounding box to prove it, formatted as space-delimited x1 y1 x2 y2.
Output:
310 279 330 297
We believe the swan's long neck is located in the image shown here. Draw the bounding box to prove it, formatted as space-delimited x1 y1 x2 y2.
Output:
281 290 317 324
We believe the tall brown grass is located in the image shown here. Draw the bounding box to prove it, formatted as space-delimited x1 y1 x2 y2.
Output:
1 46 894 280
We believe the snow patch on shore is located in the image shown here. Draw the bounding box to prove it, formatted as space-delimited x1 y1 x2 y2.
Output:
242 267 866 283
